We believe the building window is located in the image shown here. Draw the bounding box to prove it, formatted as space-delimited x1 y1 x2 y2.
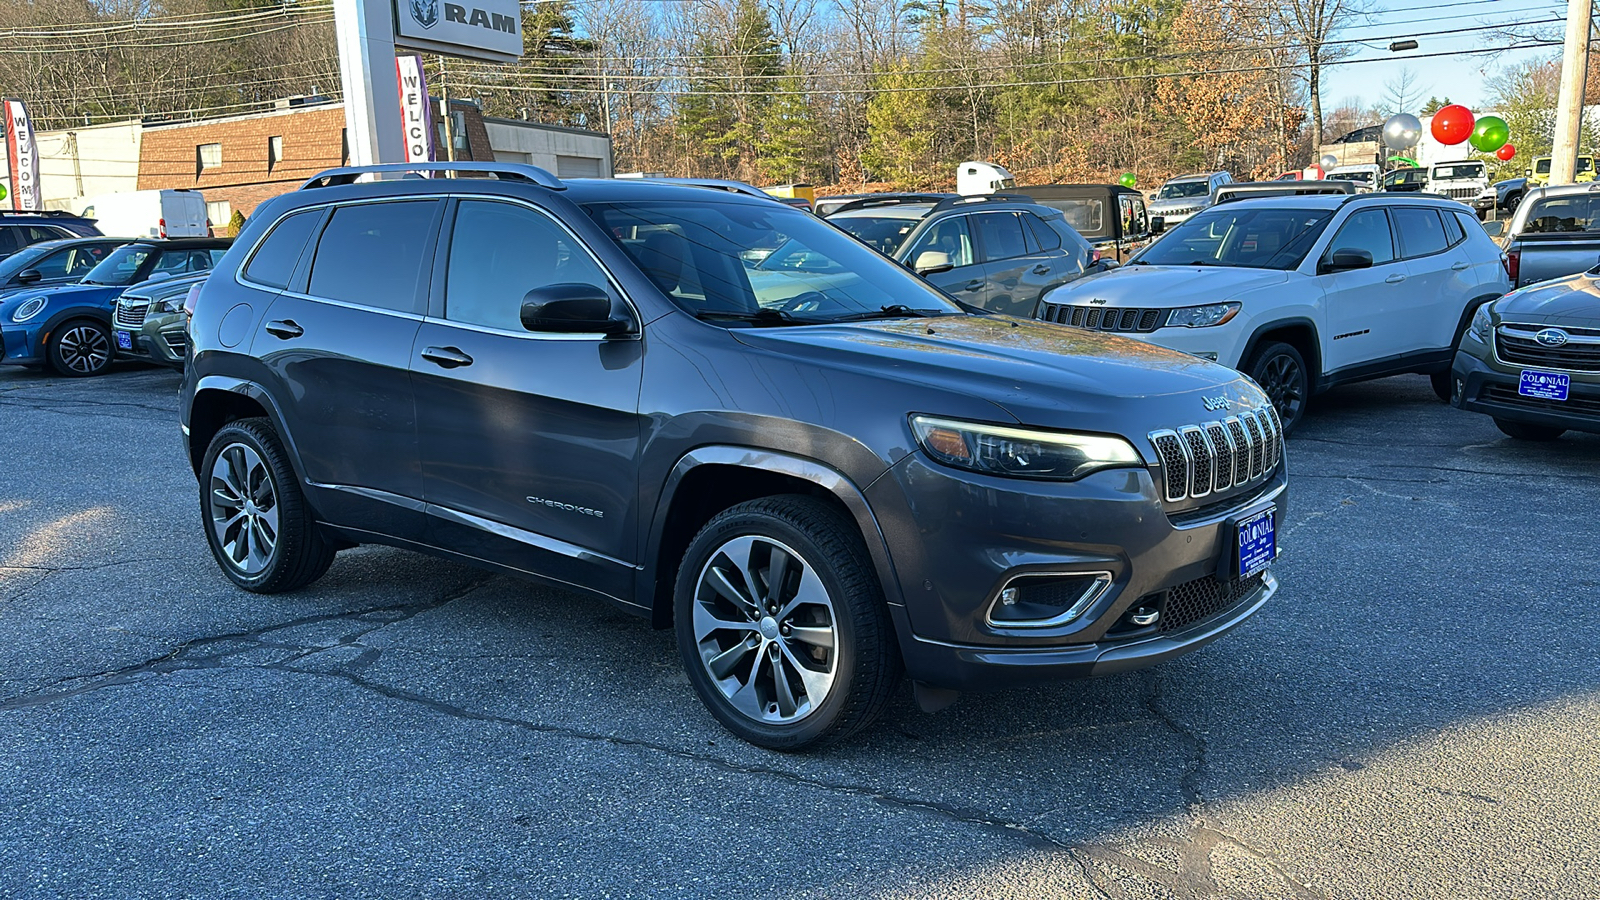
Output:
451 110 468 152
267 135 283 171
206 200 232 232
197 143 222 171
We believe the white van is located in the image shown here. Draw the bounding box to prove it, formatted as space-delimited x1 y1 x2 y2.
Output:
956 161 1016 195
78 189 209 239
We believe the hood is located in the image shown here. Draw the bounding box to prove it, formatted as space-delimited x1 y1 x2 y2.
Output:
1148 196 1208 213
1495 274 1600 329
0 283 122 321
729 315 1266 429
1042 263 1294 307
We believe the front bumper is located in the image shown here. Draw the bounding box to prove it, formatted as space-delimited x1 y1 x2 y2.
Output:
868 452 1287 690
114 319 187 368
0 324 43 366
1452 345 1600 435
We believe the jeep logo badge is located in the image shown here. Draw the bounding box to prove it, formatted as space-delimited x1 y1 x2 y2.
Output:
1202 395 1232 411
1535 328 1570 347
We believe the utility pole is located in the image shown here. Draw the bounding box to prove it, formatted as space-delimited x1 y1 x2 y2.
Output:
439 58 457 164
1551 0 1593 185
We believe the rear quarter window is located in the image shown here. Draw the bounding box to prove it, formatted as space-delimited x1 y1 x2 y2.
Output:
244 210 322 290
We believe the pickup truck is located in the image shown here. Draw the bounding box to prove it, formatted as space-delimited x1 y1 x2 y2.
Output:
1494 183 1600 288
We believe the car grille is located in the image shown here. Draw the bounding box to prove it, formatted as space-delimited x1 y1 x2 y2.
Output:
1149 408 1282 503
1154 572 1266 633
1481 384 1600 415
1496 323 1600 372
1440 186 1478 200
1037 302 1164 332
115 300 149 329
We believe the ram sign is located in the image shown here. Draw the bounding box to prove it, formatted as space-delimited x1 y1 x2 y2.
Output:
393 0 523 64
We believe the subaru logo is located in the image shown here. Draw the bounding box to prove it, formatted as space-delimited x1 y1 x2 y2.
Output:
1535 328 1570 347
1202 395 1232 411
409 0 439 28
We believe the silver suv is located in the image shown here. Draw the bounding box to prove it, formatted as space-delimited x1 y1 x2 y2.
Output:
1149 172 1234 227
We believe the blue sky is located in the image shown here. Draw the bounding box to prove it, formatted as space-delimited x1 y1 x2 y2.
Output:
1319 0 1564 112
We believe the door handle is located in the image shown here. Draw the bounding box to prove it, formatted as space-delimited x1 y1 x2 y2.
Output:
421 346 473 368
1451 261 1471 271
1032 265 1052 275
962 280 984 292
264 319 303 339
1385 273 1407 284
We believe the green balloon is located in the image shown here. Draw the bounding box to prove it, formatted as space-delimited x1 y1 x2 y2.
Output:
1470 116 1509 153
1118 172 1137 188
0 184 7 202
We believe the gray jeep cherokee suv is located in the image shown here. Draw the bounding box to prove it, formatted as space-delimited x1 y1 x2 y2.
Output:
180 163 1288 749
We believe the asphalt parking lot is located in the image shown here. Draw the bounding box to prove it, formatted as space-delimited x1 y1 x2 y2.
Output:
1 362 1597 899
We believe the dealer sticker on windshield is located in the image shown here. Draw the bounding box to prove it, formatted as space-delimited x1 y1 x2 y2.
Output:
1237 507 1276 580
1519 370 1569 402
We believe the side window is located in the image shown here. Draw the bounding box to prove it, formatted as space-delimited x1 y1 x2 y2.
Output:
24 226 61 245
308 201 439 311
1453 212 1480 241
1440 209 1466 246
1118 196 1148 237
0 228 18 256
1023 213 1062 251
1393 208 1449 259
907 216 974 268
28 247 80 280
445 200 610 332
244 211 321 290
974 212 1029 262
1327 209 1395 266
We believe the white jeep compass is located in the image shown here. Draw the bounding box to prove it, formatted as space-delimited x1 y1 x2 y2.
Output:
1035 194 1509 431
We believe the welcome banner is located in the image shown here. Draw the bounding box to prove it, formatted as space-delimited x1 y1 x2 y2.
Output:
4 99 40 210
395 55 435 164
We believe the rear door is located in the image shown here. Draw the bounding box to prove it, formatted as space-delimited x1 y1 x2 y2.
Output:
410 198 643 601
1392 206 1469 353
971 211 1042 315
247 199 440 538
901 214 984 304
1320 208 1410 370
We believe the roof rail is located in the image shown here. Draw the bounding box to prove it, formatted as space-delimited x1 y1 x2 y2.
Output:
0 209 83 218
300 162 565 191
623 176 777 200
825 193 952 215
931 193 1034 213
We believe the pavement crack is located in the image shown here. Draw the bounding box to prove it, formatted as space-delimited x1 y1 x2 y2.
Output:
1142 670 1205 812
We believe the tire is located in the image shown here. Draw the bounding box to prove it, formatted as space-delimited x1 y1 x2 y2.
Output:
674 495 900 750
1493 418 1566 441
1430 369 1453 403
199 417 336 593
47 318 114 377
1245 341 1310 435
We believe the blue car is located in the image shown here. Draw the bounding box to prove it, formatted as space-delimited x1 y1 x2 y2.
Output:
0 237 130 301
1 237 231 376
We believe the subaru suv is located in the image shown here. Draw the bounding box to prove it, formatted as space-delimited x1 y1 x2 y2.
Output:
1036 194 1508 432
824 194 1093 316
180 163 1287 750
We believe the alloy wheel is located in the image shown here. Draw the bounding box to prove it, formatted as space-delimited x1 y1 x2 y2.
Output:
1258 353 1305 424
58 325 111 374
207 442 279 575
691 535 838 725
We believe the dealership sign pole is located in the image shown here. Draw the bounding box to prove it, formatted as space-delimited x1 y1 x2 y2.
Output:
334 0 523 167
4 99 41 211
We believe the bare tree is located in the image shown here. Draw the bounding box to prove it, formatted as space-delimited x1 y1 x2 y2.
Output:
1378 66 1429 117
1276 0 1366 153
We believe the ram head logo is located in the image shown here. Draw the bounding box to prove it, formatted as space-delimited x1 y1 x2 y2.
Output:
409 0 439 28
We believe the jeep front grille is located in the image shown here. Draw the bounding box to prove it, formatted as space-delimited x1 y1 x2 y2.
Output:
1038 302 1164 333
115 300 149 329
1150 408 1282 503
1496 323 1600 372
1441 186 1478 200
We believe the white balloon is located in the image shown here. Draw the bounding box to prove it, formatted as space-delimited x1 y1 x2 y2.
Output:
1383 113 1422 151
1320 153 1338 170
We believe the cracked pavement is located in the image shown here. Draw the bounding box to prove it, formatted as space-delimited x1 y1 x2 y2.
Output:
2 364 1597 899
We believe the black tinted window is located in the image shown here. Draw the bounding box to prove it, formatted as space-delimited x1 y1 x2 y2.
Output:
0 228 17 255
1441 209 1466 245
1393 208 1448 258
445 200 609 331
245 211 320 290
975 213 1029 262
308 201 438 310
1023 213 1061 251
1524 194 1600 233
30 244 112 281
1328 209 1394 265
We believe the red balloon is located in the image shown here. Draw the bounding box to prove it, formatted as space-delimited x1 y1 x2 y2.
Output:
1497 143 1517 161
1432 105 1475 146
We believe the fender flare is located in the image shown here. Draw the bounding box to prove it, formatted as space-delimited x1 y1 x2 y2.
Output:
1238 316 1323 389
638 445 905 627
1450 293 1504 353
187 374 308 484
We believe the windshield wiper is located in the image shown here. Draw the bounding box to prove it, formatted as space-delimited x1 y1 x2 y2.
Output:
693 308 816 327
831 304 946 322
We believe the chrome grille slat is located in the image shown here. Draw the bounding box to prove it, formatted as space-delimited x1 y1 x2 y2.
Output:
115 300 149 329
1204 422 1233 491
1180 426 1213 498
1496 325 1600 372
1037 302 1166 333
1150 431 1190 503
1242 413 1265 477
1152 408 1283 504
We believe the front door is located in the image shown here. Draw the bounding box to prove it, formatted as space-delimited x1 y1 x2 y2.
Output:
411 198 644 601
1321 208 1410 371
903 215 985 306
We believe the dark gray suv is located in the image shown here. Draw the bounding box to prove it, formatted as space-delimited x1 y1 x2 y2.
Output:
180 163 1288 750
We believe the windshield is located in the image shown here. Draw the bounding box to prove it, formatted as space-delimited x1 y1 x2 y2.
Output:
1329 172 1374 184
1432 164 1485 181
1523 194 1600 233
1033 198 1106 237
83 246 151 286
830 214 922 255
584 201 963 325
1157 181 1210 200
1128 206 1335 270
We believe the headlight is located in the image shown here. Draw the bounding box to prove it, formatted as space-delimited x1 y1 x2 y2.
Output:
1165 302 1241 328
1468 303 1495 342
153 296 186 314
910 415 1143 481
11 296 46 323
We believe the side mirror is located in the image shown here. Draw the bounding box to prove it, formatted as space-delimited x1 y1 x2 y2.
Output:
1150 216 1166 234
1482 221 1505 238
15 269 42 285
913 250 954 275
1321 248 1374 274
147 272 173 283
520 283 633 335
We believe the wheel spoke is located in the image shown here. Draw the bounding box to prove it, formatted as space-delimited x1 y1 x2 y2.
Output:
706 637 759 681
771 649 800 717
692 600 759 643
725 676 765 719
764 546 792 606
785 624 834 649
776 565 828 622
705 566 760 620
779 642 834 705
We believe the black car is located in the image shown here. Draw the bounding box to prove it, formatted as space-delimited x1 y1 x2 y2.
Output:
1380 168 1428 193
180 162 1286 749
0 210 102 260
824 193 1095 316
1015 184 1156 263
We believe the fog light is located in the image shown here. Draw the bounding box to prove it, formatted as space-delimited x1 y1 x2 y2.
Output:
986 573 1113 629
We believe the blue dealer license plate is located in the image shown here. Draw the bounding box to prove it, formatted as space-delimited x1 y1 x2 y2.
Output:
115 330 133 350
1237 507 1276 579
1519 370 1569 401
